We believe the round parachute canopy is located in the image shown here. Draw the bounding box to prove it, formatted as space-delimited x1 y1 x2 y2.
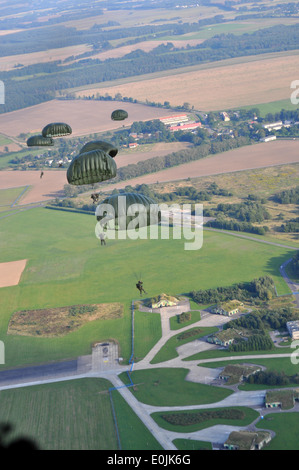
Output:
27 135 54 147
95 192 161 231
67 149 117 186
79 140 118 158
111 109 128 121
42 122 72 138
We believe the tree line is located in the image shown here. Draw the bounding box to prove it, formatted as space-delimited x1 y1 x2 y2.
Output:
110 136 251 183
247 370 299 386
191 276 277 304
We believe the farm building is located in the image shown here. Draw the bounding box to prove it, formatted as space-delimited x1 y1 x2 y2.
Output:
169 122 202 132
224 431 271 451
207 328 243 347
286 321 299 340
159 114 189 126
260 135 277 142
262 121 283 130
219 364 261 384
210 300 243 316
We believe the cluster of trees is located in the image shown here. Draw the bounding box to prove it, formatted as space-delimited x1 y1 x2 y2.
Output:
273 186 299 204
279 217 299 233
191 276 276 304
205 217 269 236
228 333 274 352
161 183 232 203
177 312 192 324
161 408 245 426
204 199 271 235
226 306 296 331
213 201 271 223
247 370 299 386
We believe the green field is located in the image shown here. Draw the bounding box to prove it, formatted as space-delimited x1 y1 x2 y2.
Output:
150 326 218 364
256 413 299 450
119 368 232 406
238 99 299 117
0 206 294 369
111 389 163 450
0 186 29 209
0 378 117 450
0 377 166 450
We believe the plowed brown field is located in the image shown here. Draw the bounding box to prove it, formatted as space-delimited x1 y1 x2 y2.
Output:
75 52 299 111
0 99 182 138
0 140 298 205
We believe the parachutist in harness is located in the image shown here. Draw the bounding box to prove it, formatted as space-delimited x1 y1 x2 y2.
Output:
136 280 146 296
91 193 100 204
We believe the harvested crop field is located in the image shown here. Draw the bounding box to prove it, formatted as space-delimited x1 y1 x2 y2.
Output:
75 52 299 111
1 140 298 206
0 143 190 205
102 140 299 190
0 259 27 288
8 303 123 337
0 170 66 205
0 99 182 138
0 44 93 72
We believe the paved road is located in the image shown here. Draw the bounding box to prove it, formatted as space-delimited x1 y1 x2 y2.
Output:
204 227 298 250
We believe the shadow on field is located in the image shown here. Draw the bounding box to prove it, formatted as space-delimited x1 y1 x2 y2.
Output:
0 423 38 450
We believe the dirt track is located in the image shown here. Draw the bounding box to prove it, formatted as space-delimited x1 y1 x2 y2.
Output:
0 259 27 288
0 140 298 205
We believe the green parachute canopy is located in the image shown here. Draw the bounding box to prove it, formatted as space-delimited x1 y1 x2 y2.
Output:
67 149 117 186
79 140 118 158
42 122 72 138
27 135 54 147
95 192 161 230
111 109 128 121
